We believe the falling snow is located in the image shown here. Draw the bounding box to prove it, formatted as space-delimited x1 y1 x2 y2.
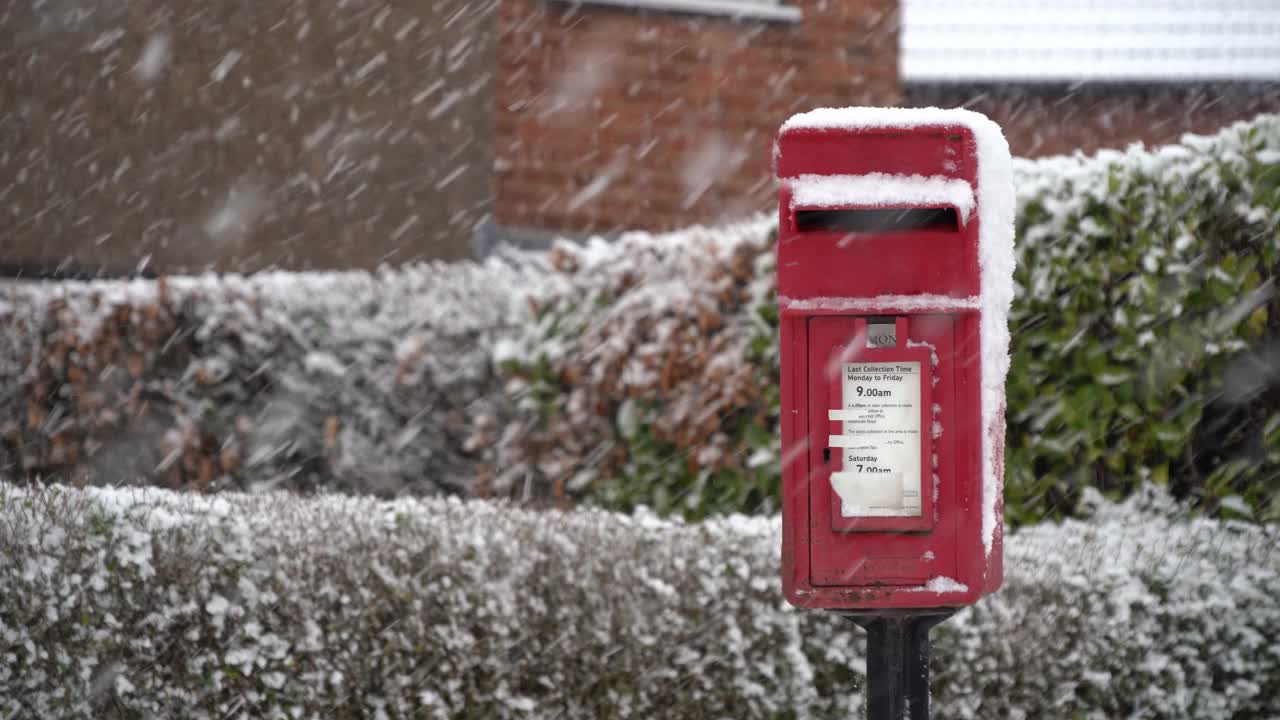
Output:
210 50 243 83
0 2 1278 717
133 34 169 82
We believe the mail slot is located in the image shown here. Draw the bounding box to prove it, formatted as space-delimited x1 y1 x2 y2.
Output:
775 107 1016 610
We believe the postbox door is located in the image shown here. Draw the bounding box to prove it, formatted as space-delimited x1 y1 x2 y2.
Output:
807 314 959 587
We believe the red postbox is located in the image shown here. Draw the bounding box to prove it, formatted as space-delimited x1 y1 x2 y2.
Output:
775 107 1015 611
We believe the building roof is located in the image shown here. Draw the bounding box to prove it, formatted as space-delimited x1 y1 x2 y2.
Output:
901 0 1280 83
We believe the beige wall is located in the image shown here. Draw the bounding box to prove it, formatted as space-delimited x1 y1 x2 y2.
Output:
0 0 496 275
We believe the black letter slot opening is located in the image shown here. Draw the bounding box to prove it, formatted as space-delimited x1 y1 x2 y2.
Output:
795 206 960 234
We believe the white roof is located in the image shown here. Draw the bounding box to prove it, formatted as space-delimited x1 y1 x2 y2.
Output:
901 0 1280 82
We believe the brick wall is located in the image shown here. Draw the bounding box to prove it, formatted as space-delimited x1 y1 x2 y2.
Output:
1 0 495 276
907 83 1280 159
495 0 901 236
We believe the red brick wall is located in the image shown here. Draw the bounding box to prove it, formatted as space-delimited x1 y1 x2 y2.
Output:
496 0 901 235
906 83 1280 159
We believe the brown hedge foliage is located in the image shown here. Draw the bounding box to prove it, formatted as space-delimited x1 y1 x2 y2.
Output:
478 221 779 515
1 261 542 496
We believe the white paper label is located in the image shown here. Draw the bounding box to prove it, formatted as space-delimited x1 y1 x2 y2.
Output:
828 361 922 517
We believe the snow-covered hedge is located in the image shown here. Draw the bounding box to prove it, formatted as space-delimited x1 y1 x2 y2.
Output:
0 259 548 495
1 481 1276 718
488 219 779 510
1007 116 1280 524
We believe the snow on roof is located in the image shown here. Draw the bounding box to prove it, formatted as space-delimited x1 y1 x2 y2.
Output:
901 0 1280 83
780 106 1015 562
787 173 976 223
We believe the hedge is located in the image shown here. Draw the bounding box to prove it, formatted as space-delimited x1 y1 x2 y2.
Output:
497 114 1280 523
1006 122 1280 524
0 481 1276 718
0 258 548 496
488 222 779 512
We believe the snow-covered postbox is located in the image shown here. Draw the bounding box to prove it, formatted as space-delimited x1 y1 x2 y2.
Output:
775 107 1015 611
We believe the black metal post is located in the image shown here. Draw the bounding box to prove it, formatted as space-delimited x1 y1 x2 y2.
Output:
845 610 955 720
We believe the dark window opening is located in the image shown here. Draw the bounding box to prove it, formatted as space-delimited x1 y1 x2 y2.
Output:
795 207 960 234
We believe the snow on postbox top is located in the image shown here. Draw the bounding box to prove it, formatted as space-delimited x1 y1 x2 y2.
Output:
774 107 1015 610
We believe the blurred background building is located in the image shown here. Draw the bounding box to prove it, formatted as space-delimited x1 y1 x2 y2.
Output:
2 0 1278 273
